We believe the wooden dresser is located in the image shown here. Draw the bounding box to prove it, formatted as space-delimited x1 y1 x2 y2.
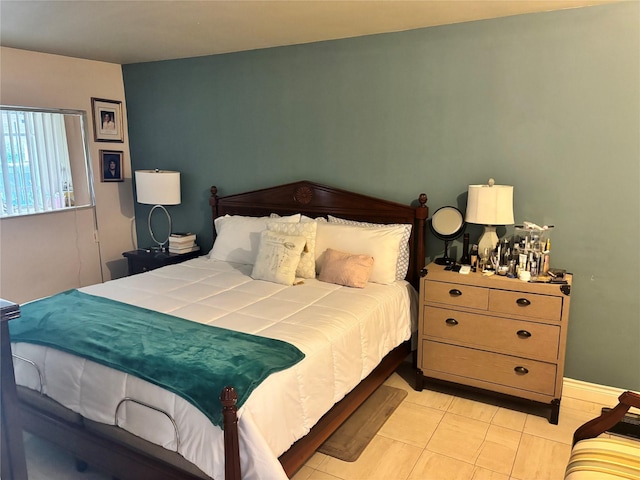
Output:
416 263 572 423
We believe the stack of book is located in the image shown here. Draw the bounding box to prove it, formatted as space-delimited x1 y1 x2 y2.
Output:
168 233 199 254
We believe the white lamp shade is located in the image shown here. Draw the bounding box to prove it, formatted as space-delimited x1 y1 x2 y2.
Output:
465 183 514 226
135 170 181 205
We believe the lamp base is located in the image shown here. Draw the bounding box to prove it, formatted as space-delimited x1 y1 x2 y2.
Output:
477 225 499 256
148 204 172 250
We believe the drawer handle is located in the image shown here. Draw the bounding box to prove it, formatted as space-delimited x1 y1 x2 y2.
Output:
445 318 459 326
514 366 529 375
516 330 532 339
449 289 462 297
516 298 531 307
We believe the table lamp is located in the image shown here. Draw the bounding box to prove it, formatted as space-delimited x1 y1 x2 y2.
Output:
135 169 181 251
465 178 514 255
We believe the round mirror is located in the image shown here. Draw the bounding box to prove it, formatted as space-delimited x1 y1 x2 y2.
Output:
429 206 465 265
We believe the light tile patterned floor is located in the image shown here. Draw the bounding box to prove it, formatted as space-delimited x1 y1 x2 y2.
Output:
24 361 612 480
292 363 603 480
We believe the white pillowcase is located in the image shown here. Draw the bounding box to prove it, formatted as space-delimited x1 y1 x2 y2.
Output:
251 230 307 285
267 220 317 279
315 222 405 285
327 215 412 281
209 214 300 265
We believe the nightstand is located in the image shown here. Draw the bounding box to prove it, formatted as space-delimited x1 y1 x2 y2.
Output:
122 248 201 275
416 262 572 424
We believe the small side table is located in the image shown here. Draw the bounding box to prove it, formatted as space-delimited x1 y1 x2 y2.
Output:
1 299 28 480
122 248 202 276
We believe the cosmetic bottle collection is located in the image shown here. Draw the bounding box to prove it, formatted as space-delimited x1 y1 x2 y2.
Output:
457 223 565 283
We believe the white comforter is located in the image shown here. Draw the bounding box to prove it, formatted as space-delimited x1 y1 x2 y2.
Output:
12 257 417 479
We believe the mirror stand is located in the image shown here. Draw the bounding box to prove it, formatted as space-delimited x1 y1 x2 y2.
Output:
434 239 455 265
429 206 465 266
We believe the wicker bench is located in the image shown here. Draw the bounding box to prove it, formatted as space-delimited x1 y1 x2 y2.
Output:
565 391 640 479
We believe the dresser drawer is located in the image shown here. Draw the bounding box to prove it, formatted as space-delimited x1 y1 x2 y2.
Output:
423 306 560 362
424 281 488 310
422 341 557 396
489 289 563 322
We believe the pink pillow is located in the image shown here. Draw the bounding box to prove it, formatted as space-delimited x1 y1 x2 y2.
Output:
318 248 374 288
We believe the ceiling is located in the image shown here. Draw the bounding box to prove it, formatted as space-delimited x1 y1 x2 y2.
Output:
0 0 619 65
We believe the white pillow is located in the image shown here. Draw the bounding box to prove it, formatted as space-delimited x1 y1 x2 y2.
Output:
328 215 412 281
315 222 405 285
209 214 300 265
251 230 306 285
267 220 317 279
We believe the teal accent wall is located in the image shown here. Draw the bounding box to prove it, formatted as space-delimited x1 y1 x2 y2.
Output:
123 2 639 391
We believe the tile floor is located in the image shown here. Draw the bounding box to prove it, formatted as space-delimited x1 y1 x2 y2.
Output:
24 362 613 480
291 362 609 480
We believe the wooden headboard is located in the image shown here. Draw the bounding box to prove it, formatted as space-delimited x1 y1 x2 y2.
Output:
208 180 428 288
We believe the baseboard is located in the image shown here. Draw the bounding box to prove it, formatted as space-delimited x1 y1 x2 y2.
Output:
563 377 629 406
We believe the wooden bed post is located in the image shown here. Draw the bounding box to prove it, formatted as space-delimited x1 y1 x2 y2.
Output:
209 186 219 217
417 193 428 249
221 386 241 480
411 193 428 289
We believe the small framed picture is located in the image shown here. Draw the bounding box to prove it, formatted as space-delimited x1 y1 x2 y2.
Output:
100 150 124 182
91 97 124 142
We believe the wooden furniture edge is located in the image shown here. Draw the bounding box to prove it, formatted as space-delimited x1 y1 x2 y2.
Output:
572 390 640 446
1 299 28 480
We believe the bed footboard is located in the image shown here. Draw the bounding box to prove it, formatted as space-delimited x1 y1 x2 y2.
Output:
15 385 242 480
10 343 407 480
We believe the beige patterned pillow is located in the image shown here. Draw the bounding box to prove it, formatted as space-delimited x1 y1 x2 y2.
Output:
318 249 374 288
267 220 317 279
251 230 307 285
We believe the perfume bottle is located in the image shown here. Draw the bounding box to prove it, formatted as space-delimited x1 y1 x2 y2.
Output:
459 233 471 265
470 244 478 272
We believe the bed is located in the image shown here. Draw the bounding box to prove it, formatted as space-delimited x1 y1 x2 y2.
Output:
4 180 428 480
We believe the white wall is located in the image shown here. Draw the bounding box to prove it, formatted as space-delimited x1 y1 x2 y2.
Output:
0 47 137 303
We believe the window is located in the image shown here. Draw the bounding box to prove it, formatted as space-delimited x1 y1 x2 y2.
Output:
0 106 94 218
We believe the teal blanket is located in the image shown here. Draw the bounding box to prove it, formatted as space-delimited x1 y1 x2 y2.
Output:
9 289 305 427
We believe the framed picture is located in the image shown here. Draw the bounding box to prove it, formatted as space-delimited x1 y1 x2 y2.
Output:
100 150 124 182
91 97 124 142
